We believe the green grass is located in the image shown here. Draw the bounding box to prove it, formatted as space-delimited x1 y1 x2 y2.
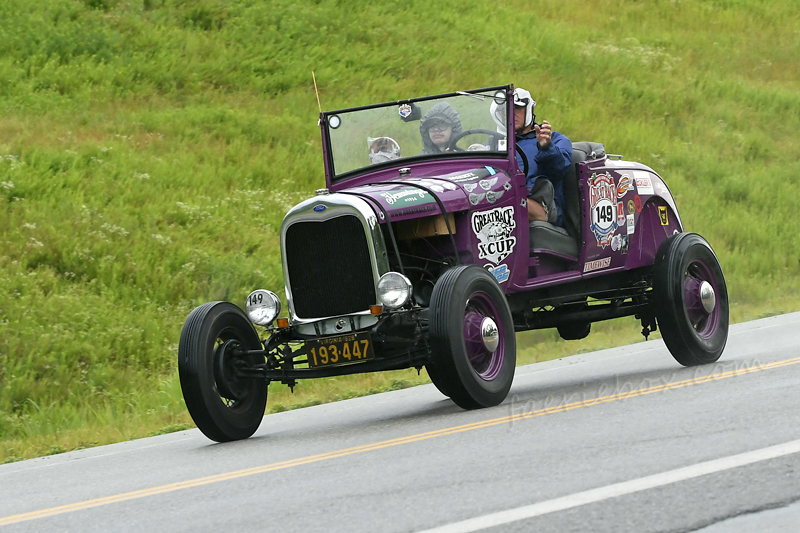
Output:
2 0 800 461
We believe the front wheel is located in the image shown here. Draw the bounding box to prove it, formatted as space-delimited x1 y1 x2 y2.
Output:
429 266 516 409
652 233 729 366
179 302 267 442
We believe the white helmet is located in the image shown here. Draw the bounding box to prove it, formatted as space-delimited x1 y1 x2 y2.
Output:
489 88 536 134
513 88 536 130
367 136 401 164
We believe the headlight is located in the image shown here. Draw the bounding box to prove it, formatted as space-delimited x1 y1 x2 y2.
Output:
376 272 412 309
245 290 281 326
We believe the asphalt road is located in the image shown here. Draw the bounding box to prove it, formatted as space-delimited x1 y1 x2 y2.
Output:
2 312 800 532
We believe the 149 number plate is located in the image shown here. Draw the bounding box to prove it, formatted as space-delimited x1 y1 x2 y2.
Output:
303 332 374 368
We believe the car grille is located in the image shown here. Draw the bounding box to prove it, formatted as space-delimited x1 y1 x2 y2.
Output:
285 215 376 319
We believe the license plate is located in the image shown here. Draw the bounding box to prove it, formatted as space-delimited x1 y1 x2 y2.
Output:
303 331 374 368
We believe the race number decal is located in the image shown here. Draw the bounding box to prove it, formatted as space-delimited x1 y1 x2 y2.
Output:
588 173 618 248
472 206 517 264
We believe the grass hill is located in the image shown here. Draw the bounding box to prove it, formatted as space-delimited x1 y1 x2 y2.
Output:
1 0 799 461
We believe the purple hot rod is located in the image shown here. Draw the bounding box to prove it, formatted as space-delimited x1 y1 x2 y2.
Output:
179 86 729 442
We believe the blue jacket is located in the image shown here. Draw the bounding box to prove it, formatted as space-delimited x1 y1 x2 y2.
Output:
516 129 572 227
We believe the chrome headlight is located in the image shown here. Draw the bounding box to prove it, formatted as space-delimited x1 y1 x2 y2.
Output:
245 290 281 326
376 272 412 309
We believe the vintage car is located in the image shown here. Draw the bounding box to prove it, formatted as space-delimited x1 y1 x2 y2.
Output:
178 85 729 442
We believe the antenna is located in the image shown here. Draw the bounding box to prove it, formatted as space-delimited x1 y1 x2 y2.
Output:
312 71 322 113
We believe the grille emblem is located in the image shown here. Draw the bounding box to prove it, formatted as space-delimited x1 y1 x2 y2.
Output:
313 204 327 212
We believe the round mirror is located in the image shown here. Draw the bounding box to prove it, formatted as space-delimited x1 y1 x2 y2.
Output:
328 115 341 129
493 90 507 106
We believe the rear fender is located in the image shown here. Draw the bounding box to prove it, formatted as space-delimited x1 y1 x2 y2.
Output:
579 162 684 275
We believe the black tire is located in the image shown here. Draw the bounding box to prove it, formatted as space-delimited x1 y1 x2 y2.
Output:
425 363 452 398
429 265 516 409
179 302 267 442
653 233 729 366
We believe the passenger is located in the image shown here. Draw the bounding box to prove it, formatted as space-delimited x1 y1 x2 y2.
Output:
495 88 572 226
418 102 463 155
368 136 401 164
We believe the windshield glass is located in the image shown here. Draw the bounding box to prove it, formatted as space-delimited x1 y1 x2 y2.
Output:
326 88 509 179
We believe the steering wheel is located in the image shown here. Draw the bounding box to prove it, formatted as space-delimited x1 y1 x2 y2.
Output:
448 128 500 152
447 128 530 176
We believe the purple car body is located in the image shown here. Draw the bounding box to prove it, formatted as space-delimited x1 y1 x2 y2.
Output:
178 86 729 442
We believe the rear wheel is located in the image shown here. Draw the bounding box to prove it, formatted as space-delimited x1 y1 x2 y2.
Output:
653 233 729 366
429 266 516 409
179 302 267 442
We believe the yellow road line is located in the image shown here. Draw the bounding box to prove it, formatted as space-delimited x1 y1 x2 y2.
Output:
3 355 800 526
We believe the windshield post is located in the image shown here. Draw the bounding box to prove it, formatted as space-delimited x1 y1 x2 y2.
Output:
507 86 520 175
319 112 334 189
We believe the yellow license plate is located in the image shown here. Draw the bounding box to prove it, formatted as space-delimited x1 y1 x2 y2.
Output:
303 332 374 368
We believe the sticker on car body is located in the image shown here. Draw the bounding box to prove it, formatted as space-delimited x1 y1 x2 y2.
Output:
448 172 480 183
469 192 485 205
479 177 498 191
485 263 510 283
379 187 434 206
472 206 517 264
633 171 655 195
583 257 611 273
588 172 618 248
617 174 634 198
611 234 628 254
486 190 504 204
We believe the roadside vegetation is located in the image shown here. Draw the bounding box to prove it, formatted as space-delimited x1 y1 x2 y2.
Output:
1 0 799 462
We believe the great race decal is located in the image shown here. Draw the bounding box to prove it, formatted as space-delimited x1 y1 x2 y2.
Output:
588 173 618 248
472 206 516 282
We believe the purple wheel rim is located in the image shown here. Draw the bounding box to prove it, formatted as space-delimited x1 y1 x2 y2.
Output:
462 290 505 381
682 257 720 340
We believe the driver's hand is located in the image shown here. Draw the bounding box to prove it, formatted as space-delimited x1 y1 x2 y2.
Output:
535 120 553 150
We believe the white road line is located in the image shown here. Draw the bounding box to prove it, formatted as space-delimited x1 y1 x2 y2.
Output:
418 438 800 533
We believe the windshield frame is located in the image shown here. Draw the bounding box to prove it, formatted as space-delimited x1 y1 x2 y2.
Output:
320 85 514 185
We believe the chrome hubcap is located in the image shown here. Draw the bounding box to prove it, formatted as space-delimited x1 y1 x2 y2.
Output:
700 281 716 314
481 317 499 353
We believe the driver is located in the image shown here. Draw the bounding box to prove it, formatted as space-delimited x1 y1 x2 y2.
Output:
496 88 572 227
419 102 463 155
